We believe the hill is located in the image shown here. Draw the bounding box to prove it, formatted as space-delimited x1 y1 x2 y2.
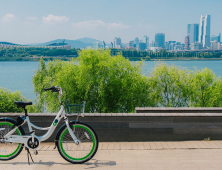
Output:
27 38 100 49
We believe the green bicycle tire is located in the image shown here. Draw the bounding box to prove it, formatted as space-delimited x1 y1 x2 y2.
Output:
0 120 24 161
56 122 98 164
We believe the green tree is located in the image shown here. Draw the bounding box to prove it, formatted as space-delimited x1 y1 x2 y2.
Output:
148 63 192 107
33 49 153 113
189 68 222 107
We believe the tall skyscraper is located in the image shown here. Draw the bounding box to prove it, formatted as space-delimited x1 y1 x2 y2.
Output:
155 33 165 48
187 24 199 44
199 15 211 48
114 37 122 48
143 36 149 48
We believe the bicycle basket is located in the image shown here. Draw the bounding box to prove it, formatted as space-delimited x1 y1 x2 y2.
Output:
65 101 86 115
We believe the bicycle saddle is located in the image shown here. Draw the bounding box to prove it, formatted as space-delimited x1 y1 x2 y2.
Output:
14 101 32 107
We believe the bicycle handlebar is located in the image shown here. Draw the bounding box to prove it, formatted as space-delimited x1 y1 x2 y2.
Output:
44 86 57 92
44 86 63 97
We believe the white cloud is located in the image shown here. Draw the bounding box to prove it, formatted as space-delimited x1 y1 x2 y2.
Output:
72 20 130 30
2 14 16 22
43 14 69 24
26 17 38 20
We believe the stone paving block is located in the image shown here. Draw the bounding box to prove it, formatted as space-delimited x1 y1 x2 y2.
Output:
107 142 114 150
114 142 121 150
137 142 145 150
143 142 151 150
131 142 139 150
160 142 169 149
100 143 109 150
149 142 157 150
154 142 163 149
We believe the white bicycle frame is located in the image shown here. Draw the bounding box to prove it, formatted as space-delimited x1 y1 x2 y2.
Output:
2 87 80 150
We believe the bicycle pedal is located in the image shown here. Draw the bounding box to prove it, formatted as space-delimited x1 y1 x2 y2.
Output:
34 150 38 155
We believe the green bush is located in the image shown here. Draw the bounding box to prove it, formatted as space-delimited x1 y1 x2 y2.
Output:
148 63 222 107
0 88 38 113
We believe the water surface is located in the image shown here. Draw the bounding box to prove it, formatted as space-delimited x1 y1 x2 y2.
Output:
0 60 221 101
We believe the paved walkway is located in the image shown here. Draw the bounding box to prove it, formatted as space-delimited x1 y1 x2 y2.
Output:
1 141 222 170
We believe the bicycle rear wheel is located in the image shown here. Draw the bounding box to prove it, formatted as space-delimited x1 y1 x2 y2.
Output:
0 119 24 160
56 122 98 164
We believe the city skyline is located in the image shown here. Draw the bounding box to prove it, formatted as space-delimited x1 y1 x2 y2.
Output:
0 0 222 44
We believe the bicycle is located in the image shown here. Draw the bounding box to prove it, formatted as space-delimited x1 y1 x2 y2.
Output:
0 86 98 164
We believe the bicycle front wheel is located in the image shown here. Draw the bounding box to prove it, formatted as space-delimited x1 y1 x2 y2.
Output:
0 119 24 161
56 122 98 164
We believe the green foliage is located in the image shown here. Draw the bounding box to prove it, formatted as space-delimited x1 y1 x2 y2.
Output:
148 63 222 107
148 63 191 107
189 68 222 107
110 48 222 60
33 49 153 113
0 88 38 113
32 50 222 113
0 47 221 61
0 47 79 61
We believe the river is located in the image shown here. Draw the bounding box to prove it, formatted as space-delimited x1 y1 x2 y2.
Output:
0 60 222 101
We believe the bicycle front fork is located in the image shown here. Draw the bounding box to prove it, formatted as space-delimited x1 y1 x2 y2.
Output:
64 119 80 144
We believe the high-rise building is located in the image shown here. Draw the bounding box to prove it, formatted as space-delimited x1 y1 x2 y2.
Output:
199 15 211 48
165 42 169 50
150 41 155 47
174 45 184 51
155 33 165 48
127 40 134 48
187 24 199 44
143 36 149 48
169 43 175 51
211 33 221 42
184 36 190 50
210 40 221 50
103 41 106 49
191 42 203 50
165 41 176 50
139 41 147 51
134 37 139 48
114 37 122 48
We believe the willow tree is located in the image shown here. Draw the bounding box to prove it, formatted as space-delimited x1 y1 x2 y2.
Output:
33 49 153 113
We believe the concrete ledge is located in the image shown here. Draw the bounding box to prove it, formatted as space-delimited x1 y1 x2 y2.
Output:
135 107 222 113
1 110 222 142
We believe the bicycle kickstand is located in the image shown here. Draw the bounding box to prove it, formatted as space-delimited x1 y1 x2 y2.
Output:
26 147 34 165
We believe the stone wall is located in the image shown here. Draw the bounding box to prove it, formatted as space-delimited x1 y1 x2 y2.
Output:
1 108 222 142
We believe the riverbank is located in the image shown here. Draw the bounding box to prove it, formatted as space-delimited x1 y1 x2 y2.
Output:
151 57 222 61
1 56 222 62
0 56 75 61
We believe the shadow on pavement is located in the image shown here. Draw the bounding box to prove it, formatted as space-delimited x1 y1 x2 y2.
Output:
4 159 116 168
84 159 116 169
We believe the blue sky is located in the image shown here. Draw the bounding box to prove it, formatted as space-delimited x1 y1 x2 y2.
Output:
0 0 221 44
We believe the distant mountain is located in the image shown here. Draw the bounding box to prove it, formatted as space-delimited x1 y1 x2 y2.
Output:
0 42 20 45
75 37 100 44
27 38 98 49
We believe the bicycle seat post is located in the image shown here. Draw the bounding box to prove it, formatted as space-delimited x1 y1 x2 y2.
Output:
23 107 28 117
